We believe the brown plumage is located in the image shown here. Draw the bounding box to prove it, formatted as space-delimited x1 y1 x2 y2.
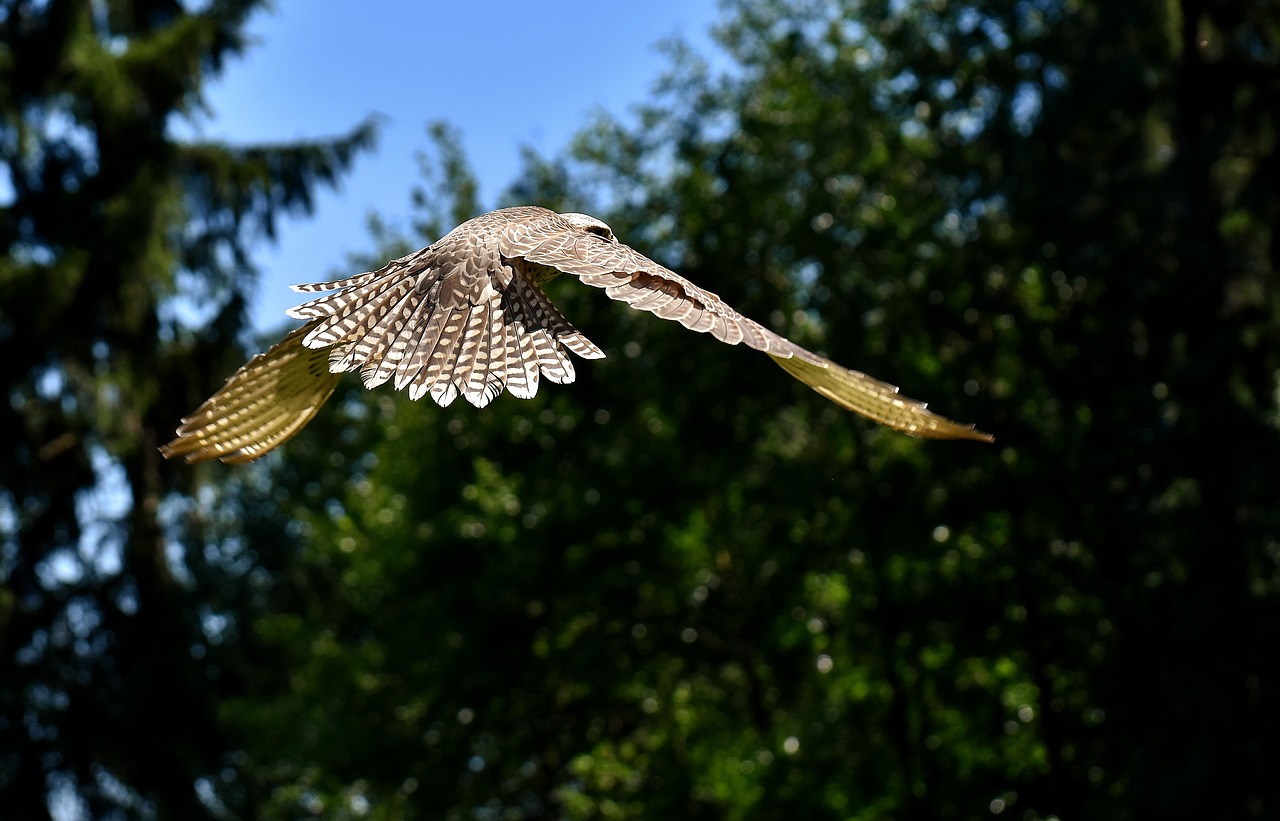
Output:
161 206 992 463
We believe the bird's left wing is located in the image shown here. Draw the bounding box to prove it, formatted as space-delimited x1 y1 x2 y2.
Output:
160 325 343 463
500 212 992 442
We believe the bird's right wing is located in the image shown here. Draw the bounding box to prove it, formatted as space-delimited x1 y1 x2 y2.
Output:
501 211 992 442
160 324 343 463
769 352 993 441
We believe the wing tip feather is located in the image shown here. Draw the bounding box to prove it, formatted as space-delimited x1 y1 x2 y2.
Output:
769 352 994 443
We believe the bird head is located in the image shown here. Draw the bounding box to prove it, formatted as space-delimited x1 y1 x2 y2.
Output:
560 212 617 243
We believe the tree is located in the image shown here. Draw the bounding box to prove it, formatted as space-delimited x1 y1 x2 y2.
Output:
0 1 374 817
53 0 1277 819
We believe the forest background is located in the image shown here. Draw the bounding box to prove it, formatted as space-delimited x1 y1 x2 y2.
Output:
2 1 1278 819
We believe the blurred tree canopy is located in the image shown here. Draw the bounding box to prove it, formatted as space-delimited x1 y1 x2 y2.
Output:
0 0 375 817
4 0 1279 819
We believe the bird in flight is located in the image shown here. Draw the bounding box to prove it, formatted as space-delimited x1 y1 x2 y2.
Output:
162 206 992 463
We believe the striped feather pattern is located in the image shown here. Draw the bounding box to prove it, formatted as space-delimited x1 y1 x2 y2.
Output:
281 216 603 410
163 205 990 463
500 207 991 442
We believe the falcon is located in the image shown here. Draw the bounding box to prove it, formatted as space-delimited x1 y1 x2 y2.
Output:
161 206 992 463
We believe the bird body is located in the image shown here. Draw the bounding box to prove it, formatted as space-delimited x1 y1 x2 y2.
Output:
162 206 991 463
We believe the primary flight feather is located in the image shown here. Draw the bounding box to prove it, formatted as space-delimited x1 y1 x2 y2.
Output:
162 206 992 463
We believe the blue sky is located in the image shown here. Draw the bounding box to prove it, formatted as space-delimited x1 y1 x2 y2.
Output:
187 1 725 330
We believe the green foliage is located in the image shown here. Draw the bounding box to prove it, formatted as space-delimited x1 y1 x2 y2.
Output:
220 1 1280 819
210 2 1280 820
6 0 1279 819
